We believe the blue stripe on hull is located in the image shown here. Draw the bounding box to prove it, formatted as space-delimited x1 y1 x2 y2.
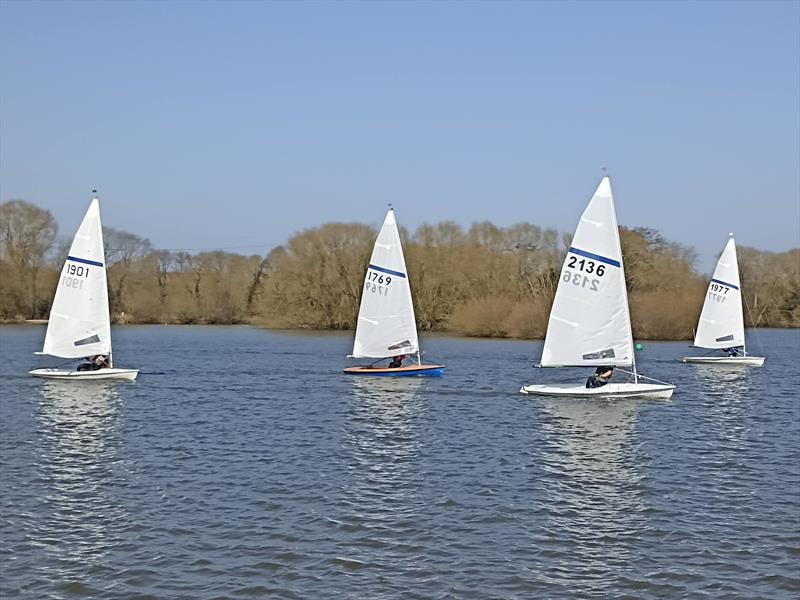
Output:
345 367 444 377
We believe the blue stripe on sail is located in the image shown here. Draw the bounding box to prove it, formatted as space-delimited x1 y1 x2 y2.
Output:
67 255 104 267
711 278 739 290
368 264 406 278
568 247 621 268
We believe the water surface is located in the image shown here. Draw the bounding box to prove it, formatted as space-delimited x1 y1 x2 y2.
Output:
1 326 798 598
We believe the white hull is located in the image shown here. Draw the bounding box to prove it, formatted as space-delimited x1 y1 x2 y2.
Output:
682 356 765 367
29 368 139 381
520 382 674 399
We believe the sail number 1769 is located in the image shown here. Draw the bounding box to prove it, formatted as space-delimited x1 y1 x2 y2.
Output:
365 270 392 296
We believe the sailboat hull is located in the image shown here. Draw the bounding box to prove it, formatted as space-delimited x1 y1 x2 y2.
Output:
29 368 139 381
520 382 674 399
344 364 444 377
682 356 765 367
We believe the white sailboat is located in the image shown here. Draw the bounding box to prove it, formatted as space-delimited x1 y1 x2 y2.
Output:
520 177 674 398
344 208 444 376
30 195 139 381
682 236 764 366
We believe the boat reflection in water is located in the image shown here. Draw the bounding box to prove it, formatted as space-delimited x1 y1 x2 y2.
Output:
693 363 753 401
333 377 426 571
34 381 128 577
691 363 753 469
345 377 425 501
535 396 652 592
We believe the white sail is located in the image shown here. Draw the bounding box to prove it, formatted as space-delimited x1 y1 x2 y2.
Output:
693 237 745 349
41 198 112 359
351 209 419 359
540 177 634 368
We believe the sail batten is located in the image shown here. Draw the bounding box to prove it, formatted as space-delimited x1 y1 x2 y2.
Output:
41 198 112 359
351 209 419 359
539 177 635 369
693 238 745 350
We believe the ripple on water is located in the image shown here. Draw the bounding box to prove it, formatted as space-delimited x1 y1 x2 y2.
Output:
0 326 798 599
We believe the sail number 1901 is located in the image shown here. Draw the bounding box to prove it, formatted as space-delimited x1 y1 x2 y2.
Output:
67 264 90 277
62 263 90 289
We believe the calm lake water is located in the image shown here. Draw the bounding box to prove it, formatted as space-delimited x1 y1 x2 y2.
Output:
0 325 798 599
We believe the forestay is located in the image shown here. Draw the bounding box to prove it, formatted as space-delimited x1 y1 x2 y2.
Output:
41 199 112 359
351 209 419 358
693 237 745 349
540 177 634 368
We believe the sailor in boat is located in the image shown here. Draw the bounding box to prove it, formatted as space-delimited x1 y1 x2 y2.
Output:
77 354 110 372
388 354 406 368
722 347 741 357
586 366 614 389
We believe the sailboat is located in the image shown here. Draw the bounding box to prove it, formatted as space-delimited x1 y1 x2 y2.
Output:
682 236 765 366
520 177 674 398
343 208 444 376
29 195 139 381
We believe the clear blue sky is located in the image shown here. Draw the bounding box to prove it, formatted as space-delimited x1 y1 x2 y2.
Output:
1 0 798 271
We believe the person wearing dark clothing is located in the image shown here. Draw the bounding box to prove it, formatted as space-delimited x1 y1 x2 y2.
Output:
77 354 110 371
586 366 614 388
723 347 739 357
388 354 406 368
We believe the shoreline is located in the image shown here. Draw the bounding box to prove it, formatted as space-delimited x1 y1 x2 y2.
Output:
4 319 794 342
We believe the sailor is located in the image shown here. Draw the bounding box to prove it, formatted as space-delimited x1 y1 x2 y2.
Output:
586 366 614 388
77 354 110 371
388 354 406 368
722 347 739 357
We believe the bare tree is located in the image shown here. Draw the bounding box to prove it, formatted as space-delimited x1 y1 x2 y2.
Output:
0 200 58 318
103 227 152 317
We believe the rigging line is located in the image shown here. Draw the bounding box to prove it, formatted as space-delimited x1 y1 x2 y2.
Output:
742 293 766 355
615 368 672 386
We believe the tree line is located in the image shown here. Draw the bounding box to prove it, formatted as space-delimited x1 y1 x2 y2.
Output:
1 199 798 339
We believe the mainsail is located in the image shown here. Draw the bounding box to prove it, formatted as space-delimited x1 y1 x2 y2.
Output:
540 177 634 368
351 209 419 358
693 237 745 349
41 198 112 359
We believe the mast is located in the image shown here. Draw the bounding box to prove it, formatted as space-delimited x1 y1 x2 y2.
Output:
609 176 638 384
731 233 748 358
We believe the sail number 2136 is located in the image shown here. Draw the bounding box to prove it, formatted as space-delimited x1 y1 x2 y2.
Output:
566 256 606 276
563 256 605 292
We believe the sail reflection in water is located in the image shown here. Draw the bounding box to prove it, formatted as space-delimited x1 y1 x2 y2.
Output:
536 398 651 593
693 364 753 402
330 378 430 580
691 365 753 483
31 382 130 590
